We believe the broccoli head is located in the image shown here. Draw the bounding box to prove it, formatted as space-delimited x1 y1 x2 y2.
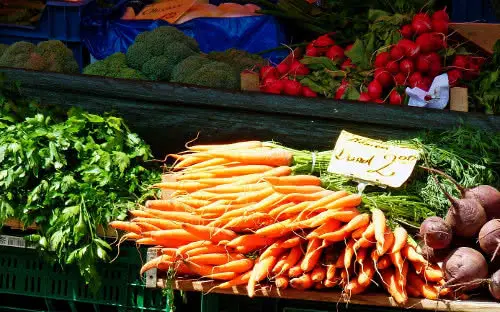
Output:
208 48 265 73
83 52 146 80
126 26 199 81
171 55 212 82
34 40 79 73
180 61 240 90
0 41 41 69
0 44 9 58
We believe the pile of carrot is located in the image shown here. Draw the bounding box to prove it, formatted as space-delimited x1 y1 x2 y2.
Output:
110 140 456 304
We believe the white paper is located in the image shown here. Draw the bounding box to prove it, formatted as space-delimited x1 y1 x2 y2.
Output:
406 73 450 109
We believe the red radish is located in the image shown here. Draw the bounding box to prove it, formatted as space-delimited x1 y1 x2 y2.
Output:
374 52 391 68
464 64 480 81
335 80 349 99
400 59 414 74
302 86 318 97
374 98 384 104
416 54 431 73
374 68 393 87
367 80 383 99
341 59 354 70
263 79 284 94
424 94 433 101
415 76 432 91
306 44 320 57
417 32 445 53
409 72 423 88
432 19 449 34
429 61 442 77
283 79 302 96
389 90 403 105
398 39 420 58
390 46 405 60
453 55 469 70
289 60 310 76
262 76 278 87
359 92 371 102
260 65 277 80
386 61 400 74
472 56 486 67
400 24 414 39
394 72 407 85
313 35 335 49
345 44 354 53
412 13 432 35
276 63 289 76
447 69 462 87
326 45 345 62
432 8 450 22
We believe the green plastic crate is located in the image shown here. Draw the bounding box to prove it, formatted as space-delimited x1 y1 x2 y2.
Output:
0 245 167 311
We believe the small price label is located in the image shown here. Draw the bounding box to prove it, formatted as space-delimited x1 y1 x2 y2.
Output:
327 131 421 188
0 235 36 249
135 0 196 24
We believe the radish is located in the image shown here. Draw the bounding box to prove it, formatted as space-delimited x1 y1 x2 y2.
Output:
400 24 413 39
385 61 400 74
432 7 450 22
447 69 462 87
398 39 420 58
399 59 414 74
302 86 318 97
420 216 453 249
390 46 405 60
359 92 371 102
276 63 289 76
408 72 423 88
416 54 431 73
313 34 335 51
335 80 349 100
345 44 354 53
306 44 320 57
394 73 407 85
374 68 393 87
263 79 284 94
452 55 469 69
428 61 442 77
374 98 384 104
367 80 383 99
416 33 439 53
341 59 354 70
262 76 278 87
289 60 310 76
479 219 500 261
260 65 277 80
283 79 302 96
444 247 489 291
464 63 480 81
374 52 391 68
388 90 403 105
432 19 449 35
419 76 433 91
326 45 345 63
412 13 432 35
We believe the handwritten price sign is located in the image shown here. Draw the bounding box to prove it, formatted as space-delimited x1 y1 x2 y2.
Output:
327 131 421 188
135 0 196 23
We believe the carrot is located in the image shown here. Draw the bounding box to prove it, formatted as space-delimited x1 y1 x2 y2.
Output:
205 148 293 167
173 154 211 170
345 279 368 295
275 275 289 289
390 251 405 278
206 165 274 178
237 241 278 254
145 200 195 212
109 221 142 234
279 191 333 204
343 239 356 269
250 256 279 296
255 219 293 238
176 171 215 180
319 213 370 242
177 158 229 171
264 175 322 186
143 209 209 225
273 201 311 219
278 236 303 249
306 219 341 239
325 264 337 287
188 253 244 266
177 240 213 255
272 254 289 276
390 226 408 253
353 223 375 251
188 140 263 152
401 245 428 266
280 245 303 275
135 237 167 246
176 198 211 208
301 239 323 272
289 264 304 278
216 271 252 289
181 223 237 243
376 254 392 270
335 249 346 268
131 217 182 230
185 245 230 257
356 247 368 267
213 259 255 274
351 225 368 239
234 188 275 205
293 208 360 230
381 269 408 305
295 191 349 220
129 210 155 218
408 271 439 300
290 273 313 290
121 232 141 241
190 191 241 201
412 262 443 282
357 257 375 287
205 182 269 194
227 234 276 248
199 203 249 217
151 181 209 192
145 229 200 242
136 222 161 232
273 185 325 194
371 208 387 255
140 255 175 274
406 283 421 298
375 230 395 257
224 213 274 232
259 241 287 260
311 266 326 282
395 260 409 291
213 193 284 222
324 193 362 210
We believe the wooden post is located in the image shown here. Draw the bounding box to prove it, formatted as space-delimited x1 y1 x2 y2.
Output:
450 87 469 112
145 248 161 288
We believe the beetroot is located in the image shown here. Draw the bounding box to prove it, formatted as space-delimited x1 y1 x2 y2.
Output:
374 52 391 68
432 19 449 34
374 68 393 88
388 90 403 105
358 92 371 102
283 79 302 96
420 216 453 249
341 59 354 70
479 219 500 261
394 73 407 85
409 72 423 88
335 80 349 100
420 244 450 263
306 44 320 57
444 247 489 290
289 60 310 76
432 8 450 22
367 80 383 99
302 86 318 97
447 69 462 87
326 45 345 63
260 65 277 80
386 61 400 74
276 63 289 76
444 196 487 238
400 24 414 39
399 59 414 74
490 270 500 300
412 13 432 35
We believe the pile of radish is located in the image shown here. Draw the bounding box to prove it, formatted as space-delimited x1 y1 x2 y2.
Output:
419 167 500 300
259 58 317 97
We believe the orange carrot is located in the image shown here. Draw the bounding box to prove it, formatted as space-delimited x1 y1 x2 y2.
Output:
190 191 241 201
264 175 322 186
376 254 392 270
319 213 370 242
161 248 178 257
408 271 439 300
129 210 155 218
278 236 303 249
306 219 341 239
301 239 323 272
343 239 356 269
131 217 182 230
324 264 337 288
280 191 333 204
145 200 194 212
358 257 375 287
227 234 276 248
188 253 244 266
136 222 161 232
293 208 360 229
259 241 287 260
199 203 249 217
255 219 293 238
375 230 395 257
204 182 269 194
140 255 174 274
213 258 254 274
177 240 213 255
390 251 405 277
249 255 279 298
137 238 189 248
177 158 229 171
280 245 303 274
289 264 304 278
311 266 326 282
295 191 350 220
272 254 289 276
143 209 209 225
290 273 314 290
206 149 293 167
391 226 408 253
146 229 200 242
381 269 408 305
395 260 409 292
151 181 209 192
275 275 289 289
345 279 369 295
188 141 263 152
351 225 369 239
205 165 274 178
224 213 274 232
176 198 211 208
173 154 211 170
184 245 229 258
356 247 368 266
353 223 375 251
412 262 443 282
234 187 275 205
273 185 325 194
401 245 428 266
273 201 312 219
216 271 252 289
181 223 237 243
371 208 386 255
109 221 142 234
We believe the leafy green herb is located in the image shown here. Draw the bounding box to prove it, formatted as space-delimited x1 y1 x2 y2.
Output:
469 40 500 114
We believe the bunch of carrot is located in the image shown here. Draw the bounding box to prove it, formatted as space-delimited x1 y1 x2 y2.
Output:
110 140 452 304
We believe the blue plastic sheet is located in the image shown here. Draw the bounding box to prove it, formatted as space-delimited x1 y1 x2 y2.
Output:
81 2 288 64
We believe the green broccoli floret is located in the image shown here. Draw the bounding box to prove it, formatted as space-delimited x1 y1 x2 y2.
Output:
83 52 146 80
126 26 199 81
208 48 265 73
0 41 47 70
180 61 240 90
0 44 9 58
171 55 213 82
34 40 79 73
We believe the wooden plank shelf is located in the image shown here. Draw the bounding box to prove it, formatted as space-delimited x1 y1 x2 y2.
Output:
162 278 500 312
1 67 499 158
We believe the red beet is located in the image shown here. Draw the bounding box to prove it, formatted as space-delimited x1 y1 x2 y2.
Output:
289 60 310 76
283 79 302 96
374 68 394 87
326 45 345 62
432 19 449 34
276 63 289 76
302 86 318 97
367 80 383 99
358 92 371 102
389 90 403 105
394 72 407 85
390 46 405 60
306 44 320 57
400 24 414 39
409 72 423 88
386 61 400 74
260 65 277 80
400 59 415 74
374 52 391 68
447 69 462 87
412 13 432 35
432 8 450 22
341 59 354 70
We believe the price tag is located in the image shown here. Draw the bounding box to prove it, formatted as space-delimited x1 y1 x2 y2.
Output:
135 0 196 24
327 131 421 188
0 235 36 249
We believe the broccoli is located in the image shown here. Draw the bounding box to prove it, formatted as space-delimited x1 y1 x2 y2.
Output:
0 41 46 70
34 40 79 74
0 44 9 58
208 48 265 73
171 55 212 82
126 26 199 81
83 53 146 80
180 61 240 90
